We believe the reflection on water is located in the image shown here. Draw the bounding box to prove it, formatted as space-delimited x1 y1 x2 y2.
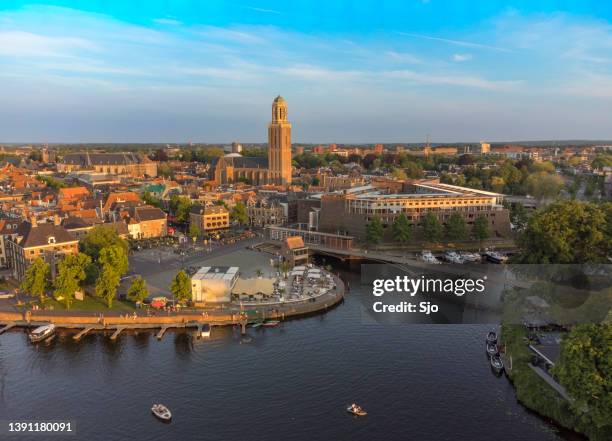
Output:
0 267 582 441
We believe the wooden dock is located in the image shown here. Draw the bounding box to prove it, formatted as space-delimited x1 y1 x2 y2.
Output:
0 322 16 335
110 326 127 341
73 326 96 340
156 326 170 340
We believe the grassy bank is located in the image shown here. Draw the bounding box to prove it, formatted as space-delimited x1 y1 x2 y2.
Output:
501 324 609 440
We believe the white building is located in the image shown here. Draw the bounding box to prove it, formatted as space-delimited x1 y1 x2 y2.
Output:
191 266 239 304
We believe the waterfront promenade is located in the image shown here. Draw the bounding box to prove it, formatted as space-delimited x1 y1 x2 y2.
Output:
0 274 345 338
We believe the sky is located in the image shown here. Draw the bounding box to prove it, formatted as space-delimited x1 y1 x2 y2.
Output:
1 1 612 143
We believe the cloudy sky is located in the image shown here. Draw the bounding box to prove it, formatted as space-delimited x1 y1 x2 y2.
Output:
1 1 612 143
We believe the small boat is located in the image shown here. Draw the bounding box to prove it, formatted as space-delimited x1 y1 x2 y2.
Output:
151 404 172 422
250 322 263 329
444 251 464 264
200 324 211 338
490 354 504 374
484 251 508 264
347 404 367 417
262 320 280 328
486 342 498 357
486 331 498 344
29 324 55 343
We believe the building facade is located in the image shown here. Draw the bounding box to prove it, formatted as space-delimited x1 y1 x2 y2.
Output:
189 205 230 233
58 152 157 178
8 219 79 281
209 96 292 186
317 180 511 241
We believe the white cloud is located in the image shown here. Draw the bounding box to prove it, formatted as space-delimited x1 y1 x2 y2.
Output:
153 18 182 26
452 53 472 62
0 30 96 57
246 7 281 15
399 32 512 52
386 51 421 63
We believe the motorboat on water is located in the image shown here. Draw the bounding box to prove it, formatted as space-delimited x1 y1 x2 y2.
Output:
29 324 55 343
347 404 367 416
151 404 172 422
490 354 504 374
262 320 280 328
486 331 498 344
460 252 482 263
484 251 508 264
200 324 211 338
421 251 441 264
444 251 464 264
486 342 499 357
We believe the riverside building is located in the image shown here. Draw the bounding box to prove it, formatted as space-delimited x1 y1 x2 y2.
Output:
317 179 511 241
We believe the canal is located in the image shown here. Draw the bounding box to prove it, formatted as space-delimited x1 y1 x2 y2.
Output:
0 263 581 441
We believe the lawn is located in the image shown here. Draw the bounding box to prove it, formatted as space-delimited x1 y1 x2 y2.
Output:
29 295 137 313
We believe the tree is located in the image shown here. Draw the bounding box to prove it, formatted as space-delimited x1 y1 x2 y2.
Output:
171 270 191 304
552 324 612 429
365 216 384 245
403 162 423 179
188 222 201 239
507 201 529 231
53 253 91 309
445 212 468 241
95 265 121 308
472 215 490 243
392 213 412 244
20 257 50 303
98 244 129 277
422 212 443 243
127 276 149 303
516 201 611 264
231 202 249 225
169 195 192 223
390 167 407 180
80 225 128 262
525 172 563 200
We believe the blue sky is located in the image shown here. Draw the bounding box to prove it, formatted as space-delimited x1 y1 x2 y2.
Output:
1 1 612 143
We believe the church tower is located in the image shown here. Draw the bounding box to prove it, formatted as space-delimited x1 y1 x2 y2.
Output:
268 95 292 185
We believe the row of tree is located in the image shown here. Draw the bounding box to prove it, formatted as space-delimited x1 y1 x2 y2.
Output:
365 212 490 245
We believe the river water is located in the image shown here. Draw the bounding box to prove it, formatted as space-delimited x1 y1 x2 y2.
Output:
0 267 580 441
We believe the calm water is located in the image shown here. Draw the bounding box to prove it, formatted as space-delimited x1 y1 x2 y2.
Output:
0 269 578 441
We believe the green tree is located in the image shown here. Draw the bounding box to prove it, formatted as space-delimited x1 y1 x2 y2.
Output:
445 212 468 241
20 257 50 303
95 265 121 308
98 244 129 276
392 213 412 244
516 201 611 264
127 276 149 303
365 216 384 245
231 201 249 225
188 222 201 239
422 212 443 243
552 324 612 429
171 270 191 304
80 225 128 262
472 215 490 242
170 195 192 222
525 172 563 200
53 253 91 309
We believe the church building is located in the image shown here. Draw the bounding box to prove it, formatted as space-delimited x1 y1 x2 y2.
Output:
210 96 293 186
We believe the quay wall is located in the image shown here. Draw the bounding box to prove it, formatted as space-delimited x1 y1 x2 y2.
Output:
0 276 345 328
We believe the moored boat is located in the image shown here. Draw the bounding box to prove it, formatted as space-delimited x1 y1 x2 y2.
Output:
29 324 55 343
347 403 367 416
490 354 504 374
486 342 498 357
486 331 498 344
151 404 172 422
262 320 280 328
200 324 211 338
484 251 508 264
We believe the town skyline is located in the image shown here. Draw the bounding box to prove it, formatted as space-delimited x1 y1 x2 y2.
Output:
2 1 612 142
